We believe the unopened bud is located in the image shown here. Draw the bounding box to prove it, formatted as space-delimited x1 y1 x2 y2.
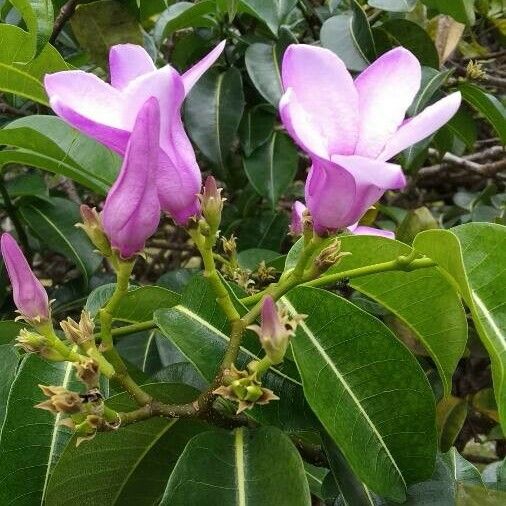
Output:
60 310 94 346
77 205 112 257
15 329 67 361
199 176 224 231
315 239 350 274
74 414 102 446
35 385 83 414
466 60 486 81
213 380 279 414
247 296 305 365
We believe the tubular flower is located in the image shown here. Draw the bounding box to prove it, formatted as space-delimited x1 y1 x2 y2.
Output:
279 45 461 234
1 233 49 322
44 41 225 224
102 97 161 259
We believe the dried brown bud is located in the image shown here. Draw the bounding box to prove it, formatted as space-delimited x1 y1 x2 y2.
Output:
213 383 279 414
35 385 83 414
221 235 237 257
75 359 100 389
60 310 94 346
315 239 351 274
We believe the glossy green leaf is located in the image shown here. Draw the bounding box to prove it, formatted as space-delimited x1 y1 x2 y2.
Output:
239 107 276 157
240 0 297 36
436 396 468 452
0 24 68 104
443 448 484 487
321 14 369 71
459 83 506 144
237 248 281 270
369 0 417 12
185 67 245 176
396 207 439 244
244 131 298 208
19 197 101 284
85 284 180 322
0 355 80 504
245 43 283 106
444 107 477 150
0 344 19 428
160 426 311 505
322 430 376 505
10 0 53 55
46 383 205 506
236 210 289 251
284 286 437 501
422 0 475 25
408 67 453 117
0 115 120 194
153 1 216 44
71 0 143 68
376 19 439 68
414 223 506 431
325 235 468 395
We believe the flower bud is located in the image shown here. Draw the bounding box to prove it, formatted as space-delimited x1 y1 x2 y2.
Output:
221 235 237 257
290 201 306 236
15 328 67 361
314 239 351 274
247 296 305 365
74 359 100 389
60 310 94 346
35 385 83 414
1 233 49 323
102 97 161 259
74 414 102 446
76 205 112 257
213 382 279 414
199 176 224 232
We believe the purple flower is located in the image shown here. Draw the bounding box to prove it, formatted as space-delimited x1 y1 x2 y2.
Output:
290 201 306 235
102 97 161 259
1 233 49 321
44 42 225 225
348 223 395 240
279 45 461 233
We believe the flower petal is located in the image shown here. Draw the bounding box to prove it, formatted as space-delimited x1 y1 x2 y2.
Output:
181 40 226 95
349 225 395 239
109 44 156 90
279 88 329 159
44 71 129 153
102 98 161 258
379 92 462 161
282 44 359 155
354 47 421 158
305 157 358 233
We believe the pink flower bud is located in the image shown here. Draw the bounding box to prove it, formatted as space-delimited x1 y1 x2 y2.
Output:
102 97 161 259
290 201 307 235
1 233 49 321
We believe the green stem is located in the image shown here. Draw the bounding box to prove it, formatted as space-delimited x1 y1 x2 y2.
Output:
303 257 437 289
110 319 156 337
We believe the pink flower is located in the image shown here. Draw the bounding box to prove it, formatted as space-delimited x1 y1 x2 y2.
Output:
44 42 225 225
1 233 49 321
102 98 161 259
279 45 461 234
290 201 307 235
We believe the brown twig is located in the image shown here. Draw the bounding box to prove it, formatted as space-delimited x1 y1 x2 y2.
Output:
50 0 81 44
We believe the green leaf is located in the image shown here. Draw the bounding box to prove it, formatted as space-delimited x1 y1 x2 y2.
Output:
422 0 475 25
414 224 506 431
18 197 101 284
154 275 316 431
444 107 477 150
459 83 506 144
396 207 439 244
236 210 289 251
351 0 376 61
0 24 69 104
325 235 468 396
245 43 283 106
443 448 484 487
283 286 437 501
321 13 369 71
153 1 216 45
375 20 439 68
85 284 181 322
243 131 298 208
239 107 276 157
46 383 205 506
0 355 80 504
10 0 54 56
239 0 297 36
185 68 245 177
70 0 143 68
0 115 120 194
408 67 453 116
322 430 376 505
237 248 281 270
160 426 311 505
368 0 417 12
0 344 19 428
436 396 468 452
